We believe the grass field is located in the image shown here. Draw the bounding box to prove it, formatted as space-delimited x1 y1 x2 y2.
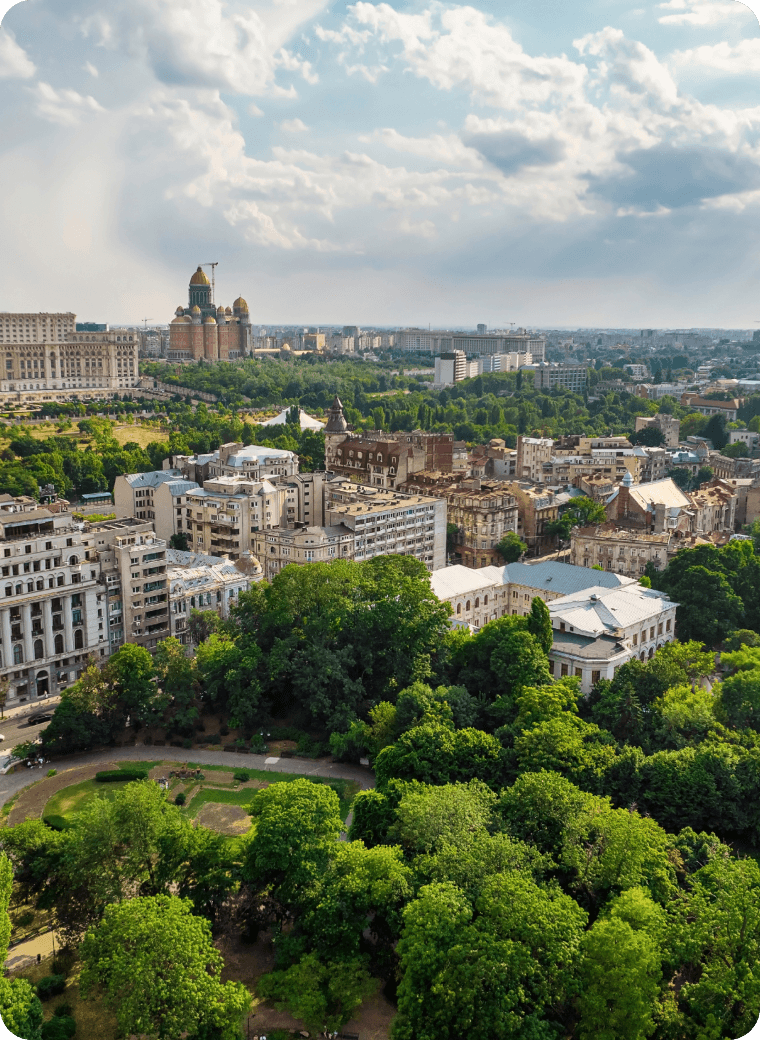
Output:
112 424 169 447
42 762 360 826
12 953 119 1040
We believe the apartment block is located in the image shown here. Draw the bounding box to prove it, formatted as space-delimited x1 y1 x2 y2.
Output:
113 469 188 526
0 495 108 707
504 481 560 555
172 442 299 484
178 477 293 559
398 474 516 568
325 481 446 571
521 362 587 391
256 524 355 581
86 518 170 652
634 413 681 448
167 548 259 644
516 436 554 482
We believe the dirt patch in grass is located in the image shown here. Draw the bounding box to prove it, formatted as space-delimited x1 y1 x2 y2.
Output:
6 763 122 827
196 802 252 835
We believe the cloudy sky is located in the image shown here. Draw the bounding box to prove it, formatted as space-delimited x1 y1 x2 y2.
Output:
0 0 759 327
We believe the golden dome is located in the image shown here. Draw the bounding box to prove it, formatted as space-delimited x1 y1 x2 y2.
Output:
190 266 210 286
175 305 184 315
203 315 216 324
233 296 249 312
190 305 201 314
217 305 225 313
225 306 232 314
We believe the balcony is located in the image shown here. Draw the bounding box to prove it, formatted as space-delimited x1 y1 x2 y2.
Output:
143 581 166 593
210 515 238 526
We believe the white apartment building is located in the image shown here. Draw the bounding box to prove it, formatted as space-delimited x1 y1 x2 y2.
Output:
521 362 587 392
324 482 447 571
86 518 170 653
113 470 188 525
0 495 108 707
400 328 546 360
516 436 554 482
167 549 259 644
728 430 760 452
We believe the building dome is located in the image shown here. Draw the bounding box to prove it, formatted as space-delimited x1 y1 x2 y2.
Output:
233 296 249 312
175 305 184 315
203 315 217 324
216 305 225 314
190 305 201 314
171 315 189 324
190 266 210 286
225 306 232 314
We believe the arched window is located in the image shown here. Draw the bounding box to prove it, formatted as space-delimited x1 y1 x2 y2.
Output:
456 603 462 614
57 575 65 587
474 597 480 608
484 595 488 605
466 600 471 611
15 584 22 596
4 586 10 598
48 578 54 589
36 579 43 592
69 555 78 566
648 647 654 659
12 645 23 665
34 639 43 660
74 629 83 650
54 634 63 654
27 582 33 594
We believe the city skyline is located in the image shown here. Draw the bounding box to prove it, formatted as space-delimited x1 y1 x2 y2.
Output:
0 0 759 327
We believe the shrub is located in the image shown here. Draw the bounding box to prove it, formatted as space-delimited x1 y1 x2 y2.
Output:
207 734 221 744
234 770 251 783
42 1015 76 1040
53 1003 73 1018
175 792 186 806
17 910 34 927
95 769 147 783
37 975 66 1001
46 769 57 778
182 738 193 749
249 734 267 753
43 816 72 832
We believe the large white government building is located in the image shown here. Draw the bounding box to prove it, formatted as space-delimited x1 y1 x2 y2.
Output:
0 312 139 401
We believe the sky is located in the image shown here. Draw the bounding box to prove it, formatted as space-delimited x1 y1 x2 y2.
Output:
0 0 759 328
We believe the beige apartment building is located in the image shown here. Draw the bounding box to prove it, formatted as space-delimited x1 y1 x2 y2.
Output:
398 474 516 568
0 312 75 344
634 414 681 448
114 469 188 526
516 437 554 482
504 481 560 555
570 525 672 577
0 494 108 707
257 525 355 581
176 477 293 560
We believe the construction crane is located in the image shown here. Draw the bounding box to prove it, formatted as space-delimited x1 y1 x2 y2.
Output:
141 318 152 330
201 262 219 307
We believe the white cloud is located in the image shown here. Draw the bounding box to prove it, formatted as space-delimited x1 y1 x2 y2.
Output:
670 37 760 72
29 81 103 125
657 0 751 25
281 117 308 132
83 60 98 77
0 27 35 79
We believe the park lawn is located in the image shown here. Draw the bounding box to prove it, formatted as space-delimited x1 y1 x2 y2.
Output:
13 954 119 1040
112 424 169 447
43 779 132 820
186 787 257 817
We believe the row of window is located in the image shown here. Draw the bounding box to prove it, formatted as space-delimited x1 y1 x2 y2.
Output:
2 630 85 666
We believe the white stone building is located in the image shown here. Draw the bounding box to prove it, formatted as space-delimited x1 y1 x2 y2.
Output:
167 549 260 644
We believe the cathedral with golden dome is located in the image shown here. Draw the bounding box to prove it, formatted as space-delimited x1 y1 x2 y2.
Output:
168 266 251 362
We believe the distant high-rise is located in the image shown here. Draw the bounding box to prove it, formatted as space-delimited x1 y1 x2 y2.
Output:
477 323 487 334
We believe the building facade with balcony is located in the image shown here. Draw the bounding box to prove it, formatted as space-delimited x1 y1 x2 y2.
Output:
0 494 108 706
167 549 259 644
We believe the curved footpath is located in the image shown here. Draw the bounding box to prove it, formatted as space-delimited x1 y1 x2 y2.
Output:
0 745 375 811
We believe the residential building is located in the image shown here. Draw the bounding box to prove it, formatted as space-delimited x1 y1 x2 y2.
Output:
570 522 732 578
179 478 292 559
434 351 467 385
479 352 533 372
172 442 299 483
326 434 427 490
85 517 170 653
517 436 554 482
608 472 737 536
471 440 517 480
728 429 760 452
0 313 75 344
256 524 355 581
398 474 516 568
168 266 252 361
541 448 645 486
639 446 669 483
401 431 455 473
399 328 546 360
325 481 446 571
634 413 681 448
548 583 678 693
167 548 259 644
680 394 742 421
521 361 587 391
113 470 188 526
0 495 108 707
504 481 560 555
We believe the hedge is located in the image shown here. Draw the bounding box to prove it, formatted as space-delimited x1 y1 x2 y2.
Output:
94 769 147 783
37 975 66 1001
42 1015 76 1040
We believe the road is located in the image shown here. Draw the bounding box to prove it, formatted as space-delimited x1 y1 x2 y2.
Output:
0 699 61 754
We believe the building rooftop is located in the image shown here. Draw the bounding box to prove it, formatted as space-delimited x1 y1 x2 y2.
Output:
551 631 628 661
430 564 503 600
502 560 635 596
548 584 676 637
123 469 184 489
626 478 691 512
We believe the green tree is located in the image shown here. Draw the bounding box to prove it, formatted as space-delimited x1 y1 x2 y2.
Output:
388 780 497 856
80 895 251 1040
258 952 376 1034
0 851 43 1039
106 642 159 726
496 531 527 562
704 412 728 449
526 597 553 654
169 532 189 551
374 723 505 788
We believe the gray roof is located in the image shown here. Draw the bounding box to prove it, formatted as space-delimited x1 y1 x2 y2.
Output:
551 632 627 660
125 469 183 489
161 480 199 497
501 560 634 596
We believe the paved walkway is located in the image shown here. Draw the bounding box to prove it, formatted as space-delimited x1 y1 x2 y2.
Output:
5 929 60 973
0 745 375 811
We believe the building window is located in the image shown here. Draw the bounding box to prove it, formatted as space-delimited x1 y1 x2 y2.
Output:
34 639 43 660
592 670 601 685
560 663 568 676
12 645 23 665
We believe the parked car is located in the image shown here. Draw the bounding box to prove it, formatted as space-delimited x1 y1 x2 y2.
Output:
27 713 53 726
